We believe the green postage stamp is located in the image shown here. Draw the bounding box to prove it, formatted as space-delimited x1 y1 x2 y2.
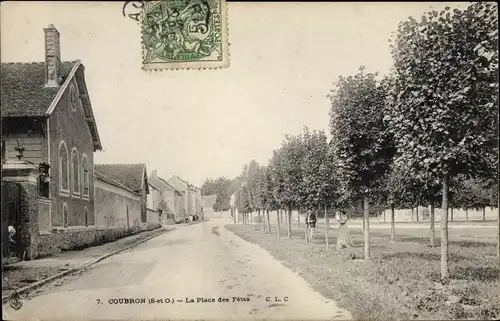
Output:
141 0 229 70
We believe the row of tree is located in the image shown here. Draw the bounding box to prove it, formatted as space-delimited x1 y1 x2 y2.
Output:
228 2 498 284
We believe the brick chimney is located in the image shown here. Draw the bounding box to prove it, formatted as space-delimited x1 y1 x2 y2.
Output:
151 169 158 177
43 24 62 87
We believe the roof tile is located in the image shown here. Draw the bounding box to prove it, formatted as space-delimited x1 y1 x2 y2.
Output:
95 164 146 192
1 61 78 116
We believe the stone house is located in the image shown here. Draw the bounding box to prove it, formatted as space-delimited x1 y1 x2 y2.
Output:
1 24 103 259
148 170 184 224
167 175 201 219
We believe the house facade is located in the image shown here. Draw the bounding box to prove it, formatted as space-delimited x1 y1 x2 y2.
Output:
167 175 201 220
147 181 162 211
149 170 184 223
1 25 104 259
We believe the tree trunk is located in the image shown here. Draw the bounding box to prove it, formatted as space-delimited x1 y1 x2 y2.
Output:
391 204 396 242
411 207 414 222
497 206 500 263
451 207 454 222
287 207 292 239
430 203 435 247
297 210 300 228
383 209 386 223
258 210 261 231
465 207 469 221
325 204 329 249
266 209 271 235
304 216 309 244
416 206 419 222
276 210 280 240
363 195 370 260
440 174 450 284
280 209 284 226
482 207 486 221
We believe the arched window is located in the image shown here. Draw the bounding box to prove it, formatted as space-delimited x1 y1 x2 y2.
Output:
58 141 69 193
81 154 90 198
62 202 68 227
69 84 78 112
71 148 80 195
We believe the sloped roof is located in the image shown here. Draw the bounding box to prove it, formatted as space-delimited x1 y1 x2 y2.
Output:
148 173 183 195
95 164 147 192
173 175 199 189
1 61 76 116
95 171 139 196
201 195 217 207
157 176 183 195
167 176 189 191
1 61 103 150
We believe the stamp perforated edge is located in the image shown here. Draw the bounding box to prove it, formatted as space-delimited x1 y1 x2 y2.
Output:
140 0 230 71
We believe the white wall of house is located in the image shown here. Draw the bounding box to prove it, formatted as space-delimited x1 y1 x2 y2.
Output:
147 183 162 210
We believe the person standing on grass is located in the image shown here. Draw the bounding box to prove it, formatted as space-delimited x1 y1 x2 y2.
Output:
306 210 317 243
336 210 353 249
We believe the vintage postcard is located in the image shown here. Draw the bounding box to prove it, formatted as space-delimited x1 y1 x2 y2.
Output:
1 1 498 321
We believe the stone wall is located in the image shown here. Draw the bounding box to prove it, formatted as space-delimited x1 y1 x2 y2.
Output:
94 179 142 229
32 224 159 258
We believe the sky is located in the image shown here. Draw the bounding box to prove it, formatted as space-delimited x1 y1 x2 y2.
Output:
1 1 467 187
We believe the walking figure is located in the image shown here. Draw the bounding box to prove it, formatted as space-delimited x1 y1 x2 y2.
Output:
305 210 317 243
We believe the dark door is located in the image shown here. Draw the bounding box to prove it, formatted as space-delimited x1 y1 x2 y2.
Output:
2 182 22 258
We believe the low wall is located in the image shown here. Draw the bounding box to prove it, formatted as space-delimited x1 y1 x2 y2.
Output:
378 206 498 222
32 224 160 258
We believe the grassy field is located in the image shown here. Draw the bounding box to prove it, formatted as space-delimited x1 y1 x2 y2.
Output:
226 223 499 320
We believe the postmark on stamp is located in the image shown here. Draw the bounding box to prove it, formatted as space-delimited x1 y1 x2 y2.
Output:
141 0 229 70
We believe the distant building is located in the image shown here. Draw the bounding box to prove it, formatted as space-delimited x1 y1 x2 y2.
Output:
201 195 217 218
167 175 201 220
149 170 184 224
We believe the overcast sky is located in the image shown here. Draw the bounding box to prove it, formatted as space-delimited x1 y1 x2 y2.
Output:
1 1 466 187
